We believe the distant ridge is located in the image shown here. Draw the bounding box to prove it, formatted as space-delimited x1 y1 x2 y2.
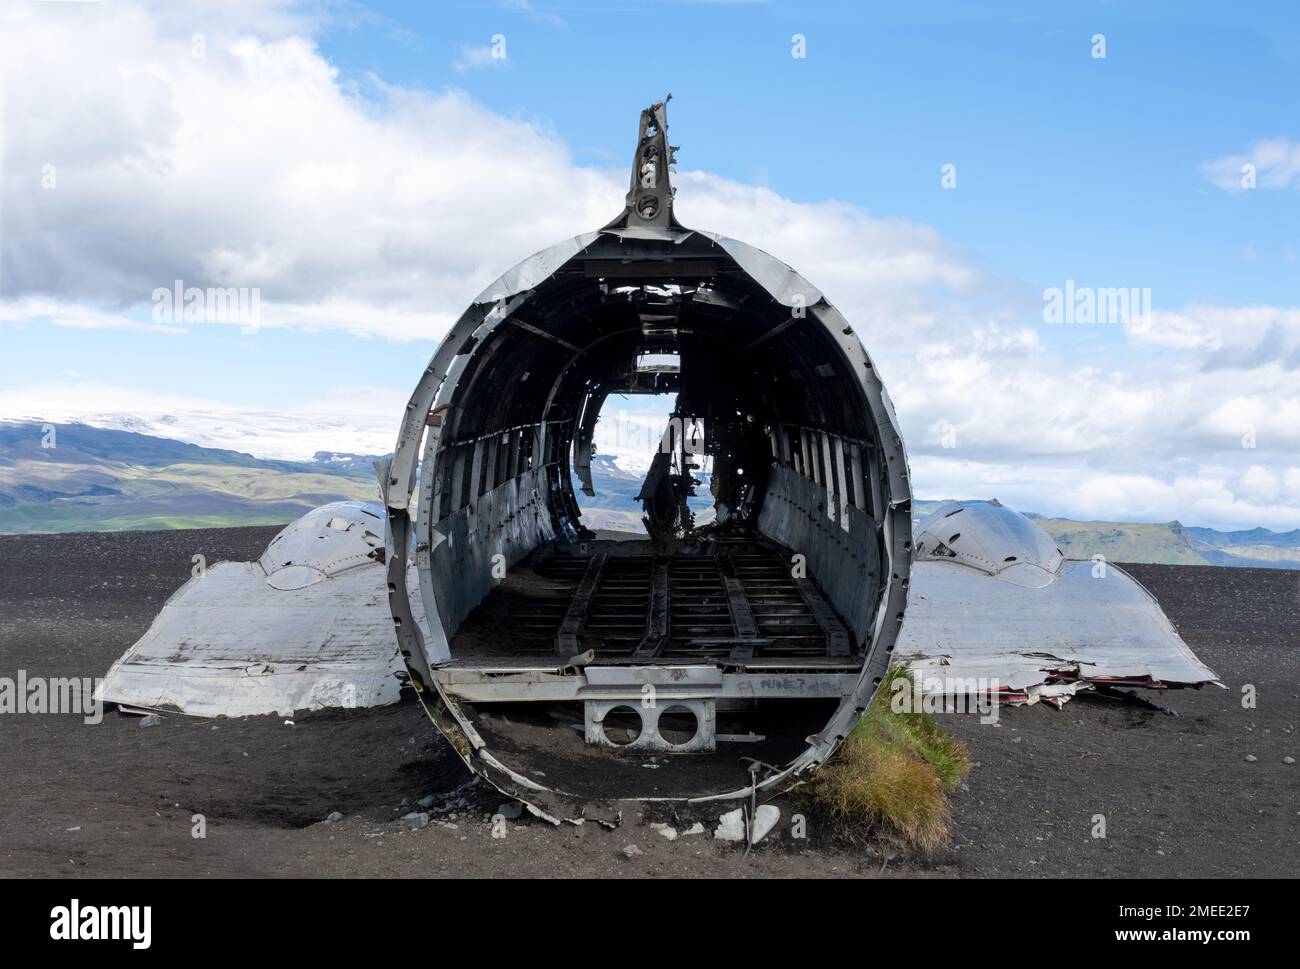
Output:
0 421 378 533
914 499 1300 570
1 421 1295 567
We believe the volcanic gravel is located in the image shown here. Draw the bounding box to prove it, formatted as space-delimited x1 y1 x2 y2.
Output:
0 529 1295 878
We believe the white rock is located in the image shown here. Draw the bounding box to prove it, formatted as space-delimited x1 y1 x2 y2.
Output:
682 822 706 836
750 804 781 844
650 823 678 841
622 844 643 859
714 808 746 842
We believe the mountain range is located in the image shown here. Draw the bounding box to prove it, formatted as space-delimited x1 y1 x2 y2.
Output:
1 421 1298 569
0 421 377 533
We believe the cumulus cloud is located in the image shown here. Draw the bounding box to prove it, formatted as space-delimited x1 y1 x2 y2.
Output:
499 0 565 29
0 381 404 461
1129 306 1300 369
0 0 1000 346
454 42 509 73
1 1 1298 530
1202 137 1300 191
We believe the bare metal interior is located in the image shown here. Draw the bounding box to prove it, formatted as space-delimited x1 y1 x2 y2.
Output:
383 102 912 809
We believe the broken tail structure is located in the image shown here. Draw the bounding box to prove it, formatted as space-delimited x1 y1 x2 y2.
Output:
604 97 682 233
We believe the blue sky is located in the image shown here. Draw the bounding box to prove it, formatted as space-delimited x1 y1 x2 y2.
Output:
1 0 1298 529
322 0 1296 298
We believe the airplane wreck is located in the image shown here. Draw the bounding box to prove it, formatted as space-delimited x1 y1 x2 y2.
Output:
377 99 911 815
99 102 1218 821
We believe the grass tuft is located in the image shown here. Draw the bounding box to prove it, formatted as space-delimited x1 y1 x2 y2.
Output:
810 668 971 855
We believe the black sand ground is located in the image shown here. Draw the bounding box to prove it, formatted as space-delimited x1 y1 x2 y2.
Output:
0 528 1295 878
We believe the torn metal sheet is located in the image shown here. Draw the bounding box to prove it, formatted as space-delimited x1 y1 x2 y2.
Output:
98 502 416 718
898 501 1220 705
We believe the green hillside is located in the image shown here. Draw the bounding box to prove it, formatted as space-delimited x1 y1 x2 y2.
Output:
4 424 1296 570
1034 518 1209 566
0 421 378 534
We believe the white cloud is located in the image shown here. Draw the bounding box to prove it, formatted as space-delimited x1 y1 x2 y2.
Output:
2 1 1299 531
0 298 184 335
1129 305 1300 368
499 0 566 29
0 382 403 461
1202 137 1300 191
0 1 998 347
454 43 508 73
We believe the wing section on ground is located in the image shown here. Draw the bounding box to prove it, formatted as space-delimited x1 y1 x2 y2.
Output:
898 501 1220 706
97 502 414 718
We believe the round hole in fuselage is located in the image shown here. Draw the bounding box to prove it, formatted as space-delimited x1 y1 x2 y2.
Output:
656 704 700 747
599 705 643 746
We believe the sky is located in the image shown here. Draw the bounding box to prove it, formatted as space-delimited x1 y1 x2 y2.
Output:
1 0 1298 530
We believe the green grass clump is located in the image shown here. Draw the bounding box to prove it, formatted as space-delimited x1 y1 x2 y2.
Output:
810 668 971 854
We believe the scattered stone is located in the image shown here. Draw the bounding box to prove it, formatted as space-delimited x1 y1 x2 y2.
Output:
1245 754 1258 763
66 826 81 832
682 822 706 836
650 822 677 841
714 808 746 842
621 844 643 859
496 801 524 821
401 812 430 830
138 714 162 729
750 804 781 844
417 795 437 809
324 811 344 823
284 719 295 727
1284 757 1295 765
